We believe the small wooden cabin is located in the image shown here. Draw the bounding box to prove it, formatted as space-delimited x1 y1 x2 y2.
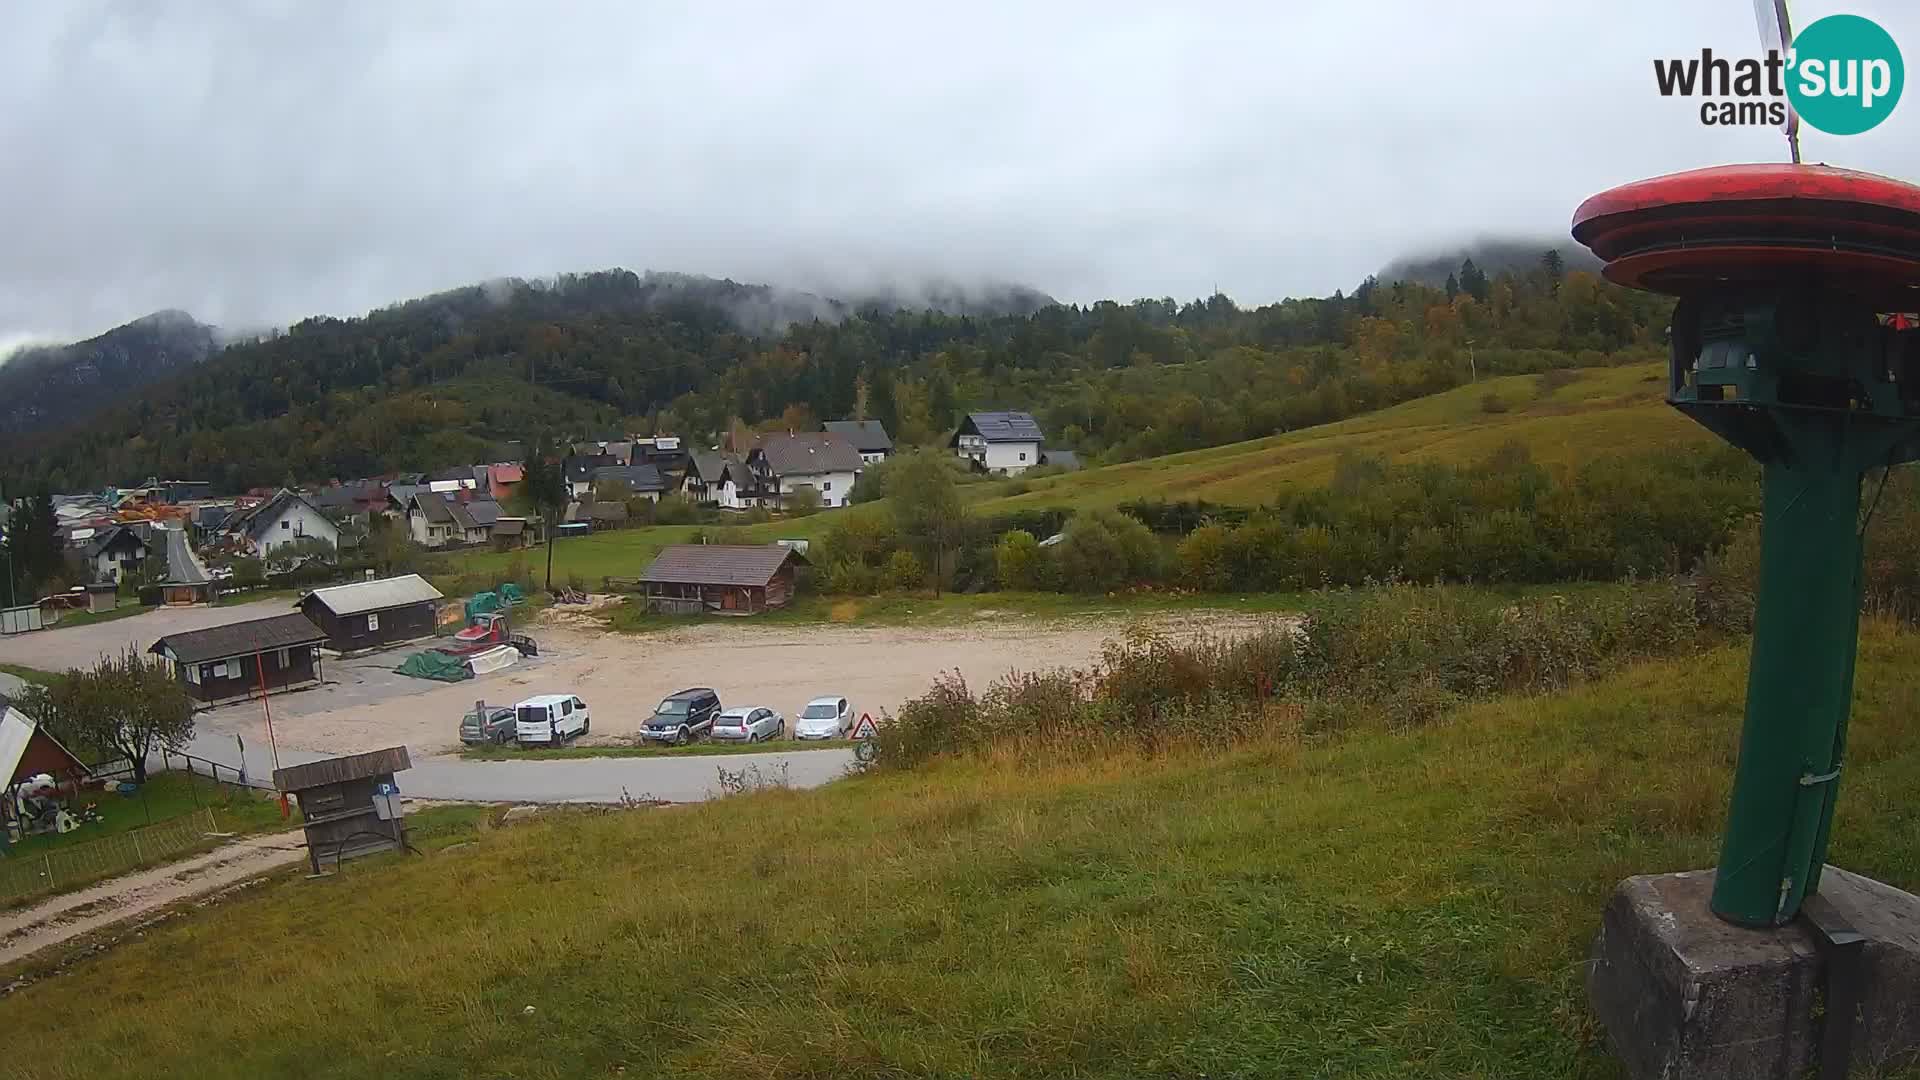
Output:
273 746 411 874
638 544 808 615
295 574 444 653
150 612 329 708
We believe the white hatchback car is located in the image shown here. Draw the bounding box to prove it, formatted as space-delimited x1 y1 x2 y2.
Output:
710 706 784 742
794 696 852 740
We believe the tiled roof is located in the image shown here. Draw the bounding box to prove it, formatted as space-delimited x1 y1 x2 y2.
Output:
753 432 864 476
823 420 894 453
641 544 808 587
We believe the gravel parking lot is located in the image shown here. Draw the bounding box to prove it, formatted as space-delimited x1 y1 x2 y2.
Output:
4 602 1276 763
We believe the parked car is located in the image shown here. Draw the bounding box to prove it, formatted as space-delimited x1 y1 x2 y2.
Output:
640 688 721 745
710 706 783 743
795 696 852 740
458 702 518 745
514 693 590 745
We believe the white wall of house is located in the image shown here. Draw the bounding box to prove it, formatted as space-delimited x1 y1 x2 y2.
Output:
91 545 145 583
858 450 887 465
409 508 452 549
955 439 1040 475
778 469 860 508
255 500 340 555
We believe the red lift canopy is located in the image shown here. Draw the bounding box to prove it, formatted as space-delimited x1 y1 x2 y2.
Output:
1571 163 1920 306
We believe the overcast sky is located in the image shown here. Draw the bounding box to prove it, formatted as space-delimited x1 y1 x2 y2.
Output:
3 0 1918 348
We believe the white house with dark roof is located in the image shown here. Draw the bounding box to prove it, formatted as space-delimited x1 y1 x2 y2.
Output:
746 432 864 509
219 490 339 557
822 420 894 464
951 411 1045 475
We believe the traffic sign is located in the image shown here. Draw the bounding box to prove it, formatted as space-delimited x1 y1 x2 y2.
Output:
850 712 877 739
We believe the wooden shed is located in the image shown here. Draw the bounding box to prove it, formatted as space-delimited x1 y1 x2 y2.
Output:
639 544 808 615
273 746 411 874
150 612 328 708
295 574 444 654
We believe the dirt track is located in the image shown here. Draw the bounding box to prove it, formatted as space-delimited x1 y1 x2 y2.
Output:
193 610 1275 758
0 830 307 969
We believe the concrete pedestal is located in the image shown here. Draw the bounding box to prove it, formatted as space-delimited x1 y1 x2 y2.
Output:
1588 867 1920 1080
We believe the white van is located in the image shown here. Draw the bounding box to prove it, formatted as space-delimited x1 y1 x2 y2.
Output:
514 694 590 745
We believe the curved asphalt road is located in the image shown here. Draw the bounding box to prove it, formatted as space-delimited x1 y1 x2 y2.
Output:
174 731 856 804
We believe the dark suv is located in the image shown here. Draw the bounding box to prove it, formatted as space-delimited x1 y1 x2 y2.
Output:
640 688 722 745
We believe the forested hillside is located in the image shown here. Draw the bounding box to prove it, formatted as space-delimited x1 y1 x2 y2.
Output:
0 310 217 436
0 256 1671 494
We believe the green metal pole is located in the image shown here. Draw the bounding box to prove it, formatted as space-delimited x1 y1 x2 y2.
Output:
1711 422 1864 927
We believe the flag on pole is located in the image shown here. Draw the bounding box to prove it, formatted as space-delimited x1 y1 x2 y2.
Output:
1753 0 1802 162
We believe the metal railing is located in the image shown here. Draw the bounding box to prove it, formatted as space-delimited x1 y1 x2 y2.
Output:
0 808 222 907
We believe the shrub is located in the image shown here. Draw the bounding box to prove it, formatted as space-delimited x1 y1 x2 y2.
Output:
994 530 1044 590
784 488 823 516
884 549 925 591
1480 392 1510 414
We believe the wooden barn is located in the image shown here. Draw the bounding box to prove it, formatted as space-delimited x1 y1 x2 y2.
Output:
149 612 329 708
638 544 808 615
295 574 444 653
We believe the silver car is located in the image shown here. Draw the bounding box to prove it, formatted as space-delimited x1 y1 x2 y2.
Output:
710 706 783 742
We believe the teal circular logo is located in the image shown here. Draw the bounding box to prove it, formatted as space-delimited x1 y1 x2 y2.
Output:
1788 14 1903 135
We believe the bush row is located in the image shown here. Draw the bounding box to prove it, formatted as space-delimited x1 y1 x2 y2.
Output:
869 578 1715 770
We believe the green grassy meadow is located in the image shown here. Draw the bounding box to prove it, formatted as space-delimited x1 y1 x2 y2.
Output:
438 363 1707 592
8 622 1918 1078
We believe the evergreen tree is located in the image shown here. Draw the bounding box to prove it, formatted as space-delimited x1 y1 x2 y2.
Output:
1541 248 1566 291
1444 273 1460 300
1459 259 1491 302
870 369 901 440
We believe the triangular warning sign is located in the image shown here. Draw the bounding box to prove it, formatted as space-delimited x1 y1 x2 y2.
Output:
850 712 878 739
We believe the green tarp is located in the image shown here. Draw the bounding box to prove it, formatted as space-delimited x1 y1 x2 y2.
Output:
464 592 501 621
394 650 472 682
499 583 525 606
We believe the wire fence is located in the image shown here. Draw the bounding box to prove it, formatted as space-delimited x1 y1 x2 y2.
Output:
0 807 223 908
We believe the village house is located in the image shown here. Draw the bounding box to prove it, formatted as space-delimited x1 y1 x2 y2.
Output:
684 450 749 508
296 574 445 653
84 524 150 584
0 694 89 795
951 411 1045 475
638 543 809 615
218 490 340 557
406 491 494 548
564 454 619 499
149 612 329 708
486 463 524 502
746 432 864 509
591 463 667 502
823 420 894 464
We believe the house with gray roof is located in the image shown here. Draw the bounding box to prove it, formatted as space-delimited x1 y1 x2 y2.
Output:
823 420 894 464
150 612 328 707
746 432 865 509
84 524 150 584
951 411 1045 475
639 543 809 615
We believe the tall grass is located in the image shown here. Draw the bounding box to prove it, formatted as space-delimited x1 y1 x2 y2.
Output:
6 626 1919 1078
872 580 1712 769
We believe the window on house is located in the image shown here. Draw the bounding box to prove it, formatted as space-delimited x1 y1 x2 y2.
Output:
281 520 290 530
278 647 291 669
823 481 831 492
368 612 380 631
186 664 201 685
1019 452 1027 462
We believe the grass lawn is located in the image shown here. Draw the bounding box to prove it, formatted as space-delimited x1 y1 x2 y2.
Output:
0 772 292 908
41 601 151 630
4 771 285 858
10 621 1918 1077
460 739 851 761
0 661 63 686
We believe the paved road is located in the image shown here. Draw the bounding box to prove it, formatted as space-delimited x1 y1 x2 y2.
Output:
0 598 293 671
174 730 855 804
